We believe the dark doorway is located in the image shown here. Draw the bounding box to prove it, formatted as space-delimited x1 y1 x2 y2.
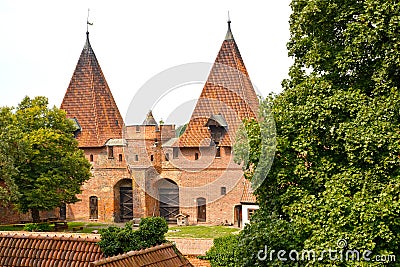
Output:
59 203 66 220
158 179 179 223
197 197 206 222
120 186 134 222
89 196 98 219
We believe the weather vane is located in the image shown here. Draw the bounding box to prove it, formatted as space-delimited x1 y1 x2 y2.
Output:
87 8 93 33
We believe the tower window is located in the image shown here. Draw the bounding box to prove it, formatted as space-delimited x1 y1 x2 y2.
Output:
135 154 139 161
90 154 94 162
150 155 154 161
115 120 119 126
195 153 199 160
215 146 221 158
118 154 123 162
136 125 140 132
108 146 114 159
221 187 226 195
165 153 169 161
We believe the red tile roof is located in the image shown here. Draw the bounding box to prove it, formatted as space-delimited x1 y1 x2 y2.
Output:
0 233 103 267
241 179 257 204
179 22 259 147
0 234 193 267
61 32 123 148
90 243 193 267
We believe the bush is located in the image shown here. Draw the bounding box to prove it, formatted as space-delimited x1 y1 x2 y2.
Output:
204 234 239 267
137 217 168 247
23 223 51 232
98 217 168 257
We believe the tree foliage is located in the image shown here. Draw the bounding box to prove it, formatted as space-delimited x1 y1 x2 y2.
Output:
0 96 91 222
204 234 239 267
98 217 168 257
235 0 400 266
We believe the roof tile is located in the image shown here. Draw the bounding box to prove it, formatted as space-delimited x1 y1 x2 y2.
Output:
0 233 103 267
61 32 123 148
91 243 193 267
179 23 259 147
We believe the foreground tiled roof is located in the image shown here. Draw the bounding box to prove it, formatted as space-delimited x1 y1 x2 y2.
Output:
179 21 259 147
241 179 257 204
0 233 103 267
90 243 193 267
61 32 123 147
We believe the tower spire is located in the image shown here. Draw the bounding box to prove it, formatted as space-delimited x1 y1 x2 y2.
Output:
225 11 234 40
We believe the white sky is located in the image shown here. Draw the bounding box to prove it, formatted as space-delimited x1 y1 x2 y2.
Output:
0 1 292 125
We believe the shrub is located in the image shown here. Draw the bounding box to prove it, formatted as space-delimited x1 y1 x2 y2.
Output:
136 217 168 247
23 223 51 232
98 217 168 257
204 234 239 267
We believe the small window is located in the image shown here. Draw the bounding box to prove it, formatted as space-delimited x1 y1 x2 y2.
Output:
215 146 221 158
118 154 123 162
89 196 98 219
136 125 140 132
115 120 119 126
221 187 226 195
150 155 154 161
89 154 94 162
135 154 139 161
195 153 199 160
248 208 257 220
108 146 114 158
173 147 179 159
165 153 169 161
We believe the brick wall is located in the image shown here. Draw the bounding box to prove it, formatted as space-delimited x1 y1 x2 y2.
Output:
67 145 131 222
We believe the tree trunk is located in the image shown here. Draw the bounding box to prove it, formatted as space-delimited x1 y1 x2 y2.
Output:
31 209 40 223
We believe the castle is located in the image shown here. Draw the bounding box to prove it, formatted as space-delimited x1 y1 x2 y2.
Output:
1 20 259 227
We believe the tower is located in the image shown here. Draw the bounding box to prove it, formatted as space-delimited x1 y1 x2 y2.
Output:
60 31 130 222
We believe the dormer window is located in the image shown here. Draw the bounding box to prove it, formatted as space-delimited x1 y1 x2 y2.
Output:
70 117 82 139
205 114 228 145
173 147 179 159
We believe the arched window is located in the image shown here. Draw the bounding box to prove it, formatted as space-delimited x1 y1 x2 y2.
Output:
89 196 98 219
90 154 94 162
195 153 199 160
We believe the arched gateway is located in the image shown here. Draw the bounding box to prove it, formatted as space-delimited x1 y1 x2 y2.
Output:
157 179 179 223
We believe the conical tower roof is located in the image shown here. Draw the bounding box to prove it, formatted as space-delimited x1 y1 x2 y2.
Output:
142 110 158 126
179 20 259 147
61 32 123 147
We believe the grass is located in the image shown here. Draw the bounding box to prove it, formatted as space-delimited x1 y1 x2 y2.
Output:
0 222 241 239
64 222 113 233
0 224 25 231
0 222 112 233
166 225 239 239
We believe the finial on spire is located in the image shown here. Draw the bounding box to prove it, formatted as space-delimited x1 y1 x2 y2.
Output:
225 11 234 40
86 8 93 35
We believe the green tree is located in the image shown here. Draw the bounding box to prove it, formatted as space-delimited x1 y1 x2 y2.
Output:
0 96 91 222
235 1 400 266
98 217 168 256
